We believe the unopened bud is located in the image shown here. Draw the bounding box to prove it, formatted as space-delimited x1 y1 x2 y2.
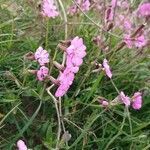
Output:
58 43 67 51
47 76 59 85
53 61 65 71
28 69 37 74
24 52 35 60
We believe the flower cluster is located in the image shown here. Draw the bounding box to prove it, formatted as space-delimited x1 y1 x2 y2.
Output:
41 0 59 18
26 46 49 81
99 91 142 110
120 91 142 110
25 37 86 97
55 36 86 97
68 0 90 15
34 47 49 81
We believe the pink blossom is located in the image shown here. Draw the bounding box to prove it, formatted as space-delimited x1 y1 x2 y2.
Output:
68 0 90 15
55 36 86 97
116 15 132 31
124 34 147 48
102 59 112 79
137 3 150 17
37 66 49 81
41 0 59 18
117 0 129 9
124 19 132 31
34 46 49 66
55 68 75 97
66 36 86 70
132 92 142 110
124 34 133 48
135 35 147 48
17 140 27 150
66 56 79 73
55 83 70 97
111 0 117 8
68 5 77 15
120 91 131 106
81 0 90 12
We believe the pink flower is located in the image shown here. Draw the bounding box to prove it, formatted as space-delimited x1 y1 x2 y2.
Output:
37 66 49 81
120 91 131 106
124 19 132 31
66 36 86 70
124 34 133 48
34 46 49 66
111 0 117 8
55 83 70 97
68 0 90 15
81 0 90 12
124 34 147 49
66 56 79 73
135 35 147 48
137 3 150 17
17 140 27 150
102 59 112 79
117 0 129 9
132 92 142 110
116 15 132 31
55 68 75 97
41 0 59 18
68 5 77 15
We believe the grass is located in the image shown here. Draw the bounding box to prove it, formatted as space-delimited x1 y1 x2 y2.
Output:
0 0 150 149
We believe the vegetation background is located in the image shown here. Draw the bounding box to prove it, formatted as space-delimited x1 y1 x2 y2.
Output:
0 0 150 149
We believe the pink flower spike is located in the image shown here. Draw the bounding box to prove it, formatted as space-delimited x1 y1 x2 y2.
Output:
34 46 49 66
37 66 49 81
137 3 150 18
41 0 59 18
102 59 112 79
17 140 27 150
120 91 131 106
132 92 142 110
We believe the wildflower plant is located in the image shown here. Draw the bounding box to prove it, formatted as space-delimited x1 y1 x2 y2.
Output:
0 0 150 149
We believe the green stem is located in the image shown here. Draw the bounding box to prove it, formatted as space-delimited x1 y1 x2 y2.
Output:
45 19 49 50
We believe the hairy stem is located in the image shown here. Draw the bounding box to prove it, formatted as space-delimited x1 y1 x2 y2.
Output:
47 86 61 149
